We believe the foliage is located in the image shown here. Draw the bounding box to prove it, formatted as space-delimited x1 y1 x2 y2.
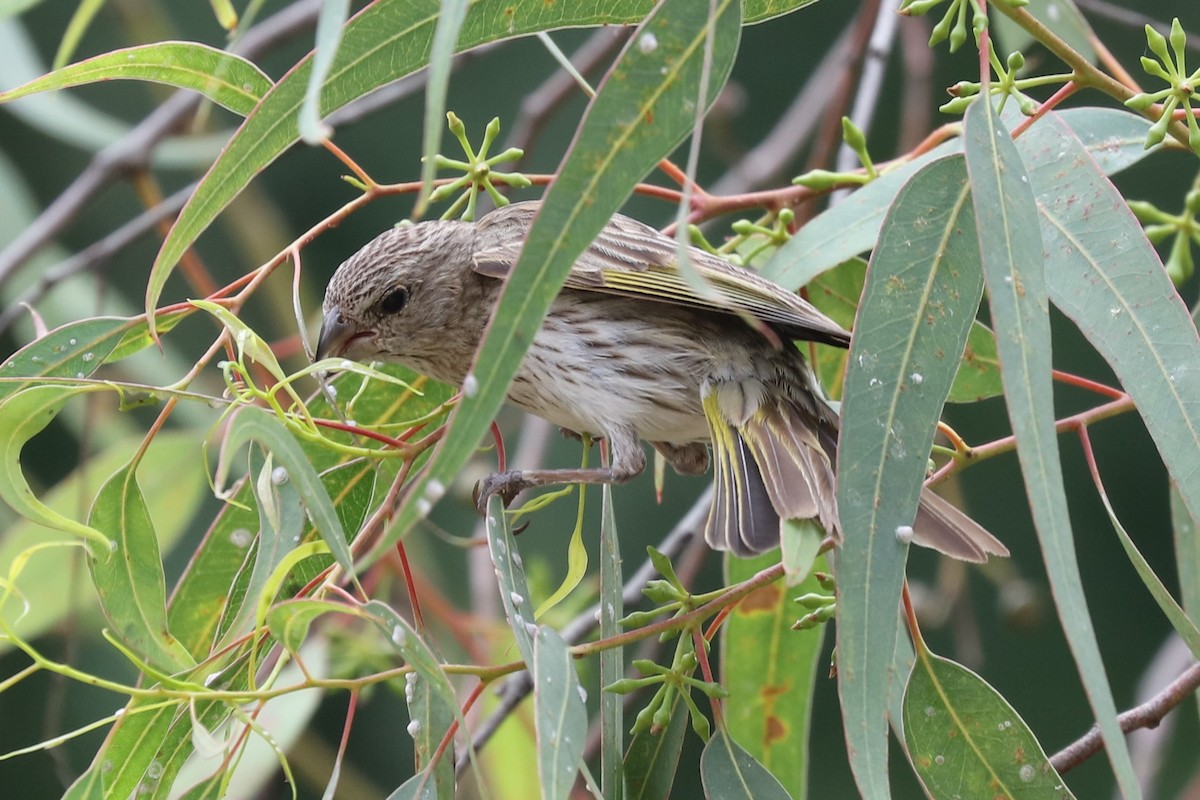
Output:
0 0 1198 798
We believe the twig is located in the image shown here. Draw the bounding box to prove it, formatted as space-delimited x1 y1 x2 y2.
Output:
1050 660 1200 774
0 0 324 290
706 20 857 198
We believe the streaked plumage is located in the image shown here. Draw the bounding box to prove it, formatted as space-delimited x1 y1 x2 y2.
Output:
318 200 1007 561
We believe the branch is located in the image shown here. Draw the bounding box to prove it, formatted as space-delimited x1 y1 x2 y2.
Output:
1050 660 1200 773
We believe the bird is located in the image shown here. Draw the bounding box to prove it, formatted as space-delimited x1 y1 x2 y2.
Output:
316 200 1007 561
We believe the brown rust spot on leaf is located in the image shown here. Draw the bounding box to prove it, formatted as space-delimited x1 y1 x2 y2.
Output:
736 583 783 613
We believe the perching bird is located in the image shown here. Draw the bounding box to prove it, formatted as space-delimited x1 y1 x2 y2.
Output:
316 200 1006 561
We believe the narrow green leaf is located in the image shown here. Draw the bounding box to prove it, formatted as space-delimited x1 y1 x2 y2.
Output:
599 484 624 800
1172 487 1200 629
365 599 459 795
385 0 741 557
699 728 791 800
0 42 271 115
51 0 104 69
0 430 204 655
836 154 980 800
0 315 158 402
87 464 196 673
623 694 689 800
298 0 350 142
0 385 110 548
723 551 827 800
217 409 354 578
742 0 820 23
903 650 1076 799
534 625 587 800
213 454 305 647
416 0 470 212
1021 112 1200 543
963 98 1139 798
485 494 536 665
1094 481 1200 658
265 598 342 653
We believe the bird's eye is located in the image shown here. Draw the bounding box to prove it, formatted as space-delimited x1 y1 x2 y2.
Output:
379 286 409 315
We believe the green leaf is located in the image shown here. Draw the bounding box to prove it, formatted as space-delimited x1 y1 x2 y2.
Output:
699 728 791 800
298 0 350 142
1093 478 1200 658
807 258 1002 404
365 599 459 794
216 409 355 578
0 42 271 115
265 598 342 653
486 494 536 665
0 385 110 548
1172 487 1200 633
386 0 742 557
836 154 981 799
0 430 204 655
534 625 587 800
623 692 689 799
903 650 1076 799
964 98 1139 798
1021 112 1200 551
0 315 162 401
87 464 196 673
416 0 470 211
599 484 624 799
723 551 827 799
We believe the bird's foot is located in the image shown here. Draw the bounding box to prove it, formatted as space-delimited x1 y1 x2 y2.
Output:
473 470 532 515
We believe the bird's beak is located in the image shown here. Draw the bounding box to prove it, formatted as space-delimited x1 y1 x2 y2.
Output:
316 307 356 360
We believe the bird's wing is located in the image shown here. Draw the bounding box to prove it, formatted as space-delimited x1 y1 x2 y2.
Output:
472 201 851 347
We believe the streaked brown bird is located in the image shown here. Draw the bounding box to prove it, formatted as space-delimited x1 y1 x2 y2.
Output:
317 200 1006 561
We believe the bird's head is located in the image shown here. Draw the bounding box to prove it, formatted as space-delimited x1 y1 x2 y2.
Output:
317 220 480 380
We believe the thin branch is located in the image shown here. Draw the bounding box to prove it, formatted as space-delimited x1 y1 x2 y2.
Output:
706 20 857 198
1050 660 1200 774
0 0 324 290
834 0 901 175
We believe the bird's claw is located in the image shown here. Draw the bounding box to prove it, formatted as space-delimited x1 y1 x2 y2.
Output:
473 471 531 515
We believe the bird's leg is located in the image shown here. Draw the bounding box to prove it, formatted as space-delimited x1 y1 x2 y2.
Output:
474 428 645 513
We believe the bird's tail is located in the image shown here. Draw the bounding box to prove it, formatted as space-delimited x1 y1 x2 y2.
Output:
701 389 1007 562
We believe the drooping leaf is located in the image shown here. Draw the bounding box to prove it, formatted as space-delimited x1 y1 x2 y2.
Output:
963 98 1139 798
699 729 791 800
723 551 827 799
0 42 271 115
836 154 981 799
87 464 196 673
903 650 1076 799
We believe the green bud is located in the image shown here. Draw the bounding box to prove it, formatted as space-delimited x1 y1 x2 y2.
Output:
1124 92 1157 112
446 110 465 136
940 96 975 115
1170 18 1186 57
929 12 953 47
949 20 968 52
1145 111 1171 148
1016 92 1039 116
1166 233 1194 285
643 579 682 604
1184 190 1200 215
793 169 846 190
795 592 833 609
1145 24 1171 65
842 117 867 151
1006 51 1025 72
